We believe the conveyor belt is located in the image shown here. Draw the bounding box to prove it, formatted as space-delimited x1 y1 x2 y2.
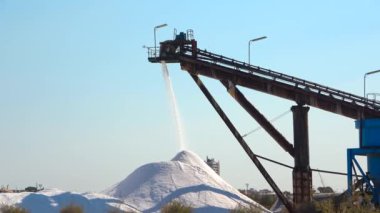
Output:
175 45 380 119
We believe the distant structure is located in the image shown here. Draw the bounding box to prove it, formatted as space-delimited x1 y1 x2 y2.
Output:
0 183 44 193
205 156 220 175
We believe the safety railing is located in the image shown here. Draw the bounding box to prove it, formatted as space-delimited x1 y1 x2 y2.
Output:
186 29 194 40
367 93 380 103
147 47 159 59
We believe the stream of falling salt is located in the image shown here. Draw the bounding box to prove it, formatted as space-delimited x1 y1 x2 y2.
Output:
161 62 187 150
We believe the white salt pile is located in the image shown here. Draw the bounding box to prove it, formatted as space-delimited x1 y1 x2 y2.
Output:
104 150 270 213
0 150 271 212
0 188 138 213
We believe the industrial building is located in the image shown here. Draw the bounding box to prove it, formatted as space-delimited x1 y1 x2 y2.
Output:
205 156 220 175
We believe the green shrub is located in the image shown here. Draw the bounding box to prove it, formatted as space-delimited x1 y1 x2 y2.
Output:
313 198 379 213
161 200 192 213
291 193 380 213
0 205 28 213
246 193 276 209
230 204 261 213
59 204 83 213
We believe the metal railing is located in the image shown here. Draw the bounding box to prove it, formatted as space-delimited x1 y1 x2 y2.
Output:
367 93 380 103
186 29 194 40
147 47 159 59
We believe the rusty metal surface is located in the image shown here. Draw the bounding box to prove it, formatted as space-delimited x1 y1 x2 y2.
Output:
293 169 312 205
190 74 294 213
291 105 312 206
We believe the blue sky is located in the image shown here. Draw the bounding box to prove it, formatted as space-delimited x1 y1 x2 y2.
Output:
0 0 379 192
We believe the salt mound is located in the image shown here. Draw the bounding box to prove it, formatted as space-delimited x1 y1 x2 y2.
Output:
104 150 270 213
172 150 209 167
0 188 138 213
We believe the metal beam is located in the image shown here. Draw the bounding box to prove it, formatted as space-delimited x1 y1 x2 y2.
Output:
189 73 294 212
180 59 380 119
220 80 295 157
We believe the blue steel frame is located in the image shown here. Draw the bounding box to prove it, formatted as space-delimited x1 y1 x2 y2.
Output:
347 148 380 193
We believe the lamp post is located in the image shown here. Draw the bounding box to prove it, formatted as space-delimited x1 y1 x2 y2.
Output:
154 24 168 58
364 69 380 99
248 36 267 65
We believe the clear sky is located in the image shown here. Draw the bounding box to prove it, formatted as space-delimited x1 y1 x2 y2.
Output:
1 0 379 193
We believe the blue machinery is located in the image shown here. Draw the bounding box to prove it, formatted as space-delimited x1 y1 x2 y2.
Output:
348 119 380 204
148 30 380 211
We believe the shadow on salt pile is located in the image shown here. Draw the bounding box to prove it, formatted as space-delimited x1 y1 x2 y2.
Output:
145 184 252 212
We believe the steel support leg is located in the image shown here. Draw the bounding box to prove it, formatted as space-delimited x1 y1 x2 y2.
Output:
190 74 294 212
291 105 312 207
347 149 353 194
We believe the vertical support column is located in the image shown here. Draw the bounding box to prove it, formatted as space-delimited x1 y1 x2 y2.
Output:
347 149 353 195
291 105 312 207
